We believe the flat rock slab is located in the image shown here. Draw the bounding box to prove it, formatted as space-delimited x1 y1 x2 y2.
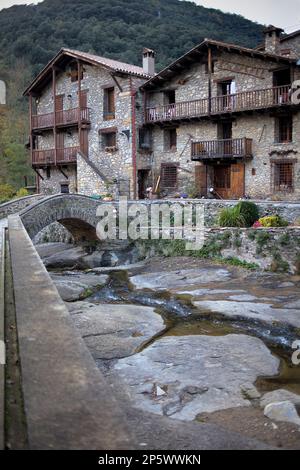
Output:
68 302 165 360
114 334 279 421
35 242 74 258
130 267 231 291
43 246 88 269
193 300 300 328
51 273 108 301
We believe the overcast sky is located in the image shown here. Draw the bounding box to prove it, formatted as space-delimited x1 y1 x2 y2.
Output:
0 0 299 32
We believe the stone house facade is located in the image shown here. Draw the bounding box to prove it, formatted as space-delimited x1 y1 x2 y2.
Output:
24 48 151 197
25 26 300 201
139 27 300 201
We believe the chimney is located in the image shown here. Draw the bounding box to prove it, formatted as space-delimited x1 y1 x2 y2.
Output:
263 25 284 54
143 48 155 76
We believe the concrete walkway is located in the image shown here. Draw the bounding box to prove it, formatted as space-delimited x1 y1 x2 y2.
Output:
0 217 7 449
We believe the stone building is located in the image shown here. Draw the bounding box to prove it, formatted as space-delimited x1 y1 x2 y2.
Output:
25 26 300 200
139 27 300 201
24 48 152 197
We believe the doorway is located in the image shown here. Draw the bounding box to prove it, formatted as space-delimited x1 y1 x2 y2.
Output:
138 169 151 199
213 162 245 199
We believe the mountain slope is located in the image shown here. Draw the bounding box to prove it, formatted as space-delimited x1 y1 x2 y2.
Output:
0 0 263 75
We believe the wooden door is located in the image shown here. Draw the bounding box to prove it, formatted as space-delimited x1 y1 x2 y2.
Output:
56 132 64 162
55 95 64 124
79 90 87 108
195 164 207 197
230 163 245 198
213 164 231 199
80 128 89 157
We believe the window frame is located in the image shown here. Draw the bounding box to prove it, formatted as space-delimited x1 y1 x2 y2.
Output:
160 162 179 189
103 87 115 121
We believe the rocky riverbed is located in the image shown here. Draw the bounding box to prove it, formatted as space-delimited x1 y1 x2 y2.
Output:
37 242 300 449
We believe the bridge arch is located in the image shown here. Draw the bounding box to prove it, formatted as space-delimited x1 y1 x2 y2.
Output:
19 194 102 242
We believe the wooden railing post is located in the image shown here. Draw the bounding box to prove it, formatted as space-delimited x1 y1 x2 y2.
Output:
52 67 57 166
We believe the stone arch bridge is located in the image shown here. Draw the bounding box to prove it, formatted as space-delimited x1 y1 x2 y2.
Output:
19 194 106 241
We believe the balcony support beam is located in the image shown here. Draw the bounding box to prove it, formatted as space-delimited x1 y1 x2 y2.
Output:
77 60 82 156
52 67 57 166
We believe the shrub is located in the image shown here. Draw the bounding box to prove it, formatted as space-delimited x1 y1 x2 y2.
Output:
218 205 246 227
15 187 29 198
258 215 289 228
236 201 259 227
0 183 15 203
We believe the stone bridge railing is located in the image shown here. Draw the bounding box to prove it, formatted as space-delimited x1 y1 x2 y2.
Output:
0 215 134 449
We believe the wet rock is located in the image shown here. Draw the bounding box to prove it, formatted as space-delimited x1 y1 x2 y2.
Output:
130 268 231 291
51 273 108 301
193 300 300 328
68 302 165 360
43 246 89 269
261 390 300 408
113 334 279 421
35 242 74 259
264 401 300 426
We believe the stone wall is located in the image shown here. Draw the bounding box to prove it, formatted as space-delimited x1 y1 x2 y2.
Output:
0 194 45 219
39 166 77 195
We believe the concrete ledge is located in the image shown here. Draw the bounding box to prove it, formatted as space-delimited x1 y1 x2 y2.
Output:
7 215 134 450
0 227 5 450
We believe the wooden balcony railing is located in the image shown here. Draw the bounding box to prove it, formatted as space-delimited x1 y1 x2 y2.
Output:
191 138 253 160
145 85 293 123
32 146 79 166
145 98 209 123
32 107 90 130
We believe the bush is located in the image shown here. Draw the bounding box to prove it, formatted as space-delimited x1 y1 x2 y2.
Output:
236 201 259 227
0 183 15 203
258 215 289 228
15 188 29 198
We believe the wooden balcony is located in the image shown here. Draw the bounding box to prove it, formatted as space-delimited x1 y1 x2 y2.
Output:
145 85 293 123
32 107 90 130
191 138 253 161
32 146 79 166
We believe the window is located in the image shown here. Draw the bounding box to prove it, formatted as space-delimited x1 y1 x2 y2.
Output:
161 163 178 189
103 87 115 120
139 128 152 150
101 131 117 150
70 63 83 82
276 115 293 143
164 128 177 151
274 162 294 192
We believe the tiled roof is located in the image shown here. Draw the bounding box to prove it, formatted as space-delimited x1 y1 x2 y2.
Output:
24 47 152 95
62 48 151 78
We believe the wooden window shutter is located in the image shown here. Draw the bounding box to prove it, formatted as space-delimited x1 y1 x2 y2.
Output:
195 164 207 196
161 163 178 189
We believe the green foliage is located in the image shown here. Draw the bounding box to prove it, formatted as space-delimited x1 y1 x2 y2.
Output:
258 215 289 228
0 183 15 203
278 232 291 246
270 253 290 273
218 257 259 270
236 201 259 227
218 205 246 228
15 187 29 198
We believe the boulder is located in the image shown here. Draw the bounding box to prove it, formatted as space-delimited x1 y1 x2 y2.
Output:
113 334 279 421
264 401 300 426
51 273 108 301
68 302 165 360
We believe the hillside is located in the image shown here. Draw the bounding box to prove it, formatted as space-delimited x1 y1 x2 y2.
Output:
0 0 263 192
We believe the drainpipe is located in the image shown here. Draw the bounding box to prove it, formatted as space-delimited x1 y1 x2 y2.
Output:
130 77 137 199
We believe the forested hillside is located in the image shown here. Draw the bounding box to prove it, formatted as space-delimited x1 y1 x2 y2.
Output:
0 0 263 195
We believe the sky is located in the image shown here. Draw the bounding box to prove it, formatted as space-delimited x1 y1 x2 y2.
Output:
0 0 299 33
